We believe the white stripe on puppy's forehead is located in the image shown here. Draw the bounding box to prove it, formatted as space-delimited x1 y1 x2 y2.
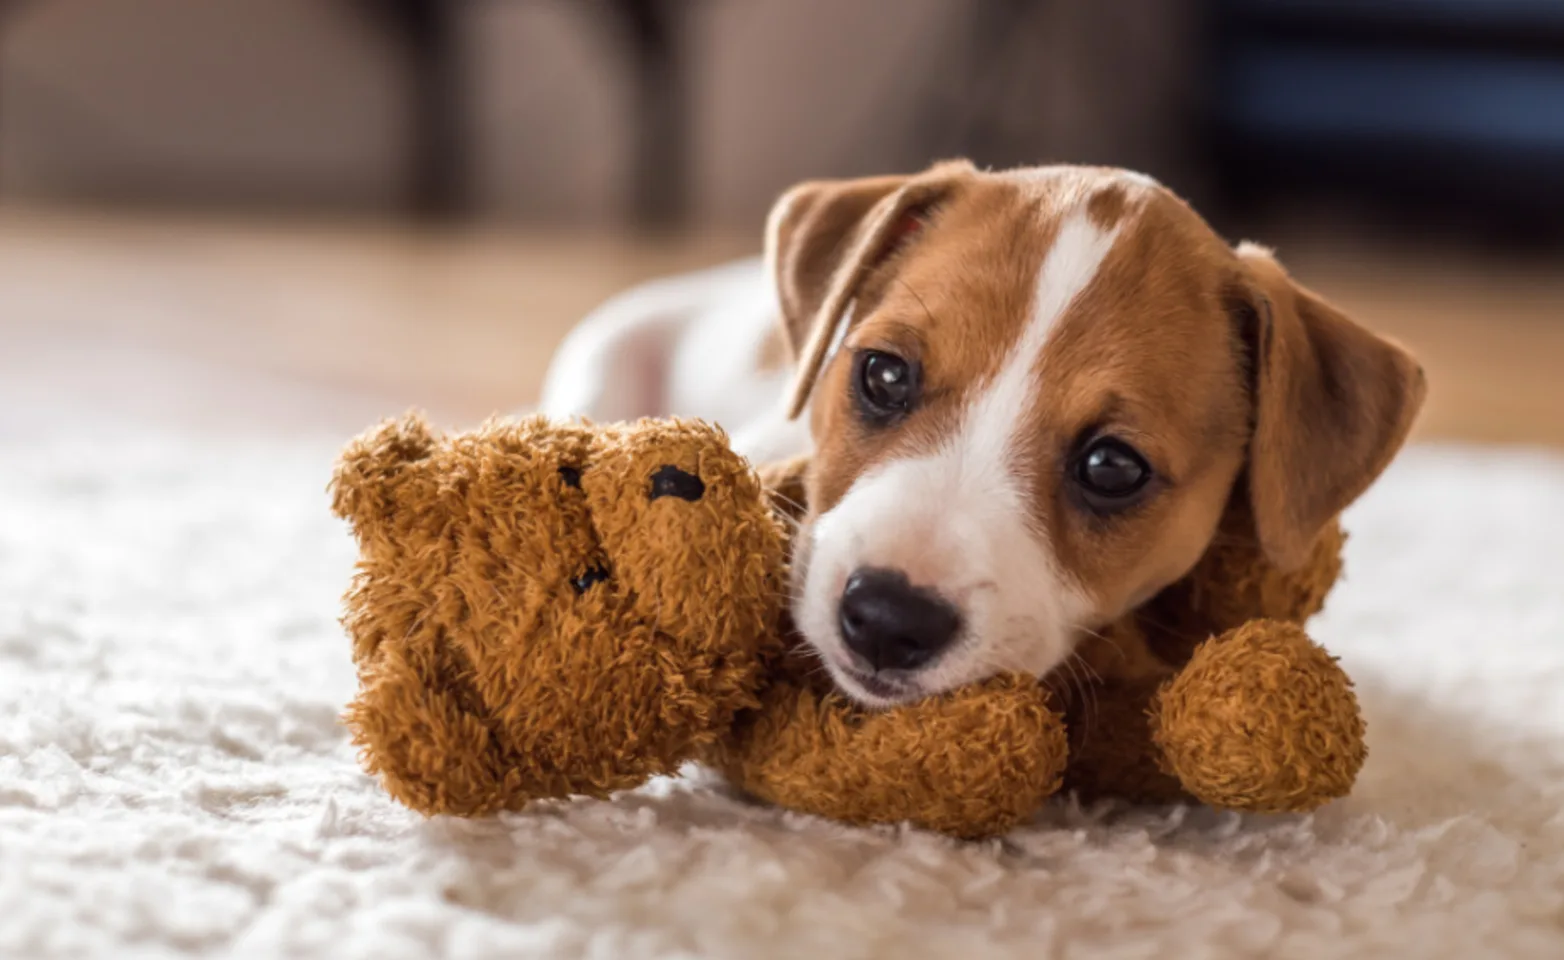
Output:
961 208 1124 471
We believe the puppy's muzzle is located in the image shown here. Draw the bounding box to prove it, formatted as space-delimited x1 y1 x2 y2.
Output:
837 567 962 673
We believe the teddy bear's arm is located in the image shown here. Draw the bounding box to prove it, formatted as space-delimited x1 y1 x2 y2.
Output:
710 666 1070 839
1138 508 1346 668
344 637 530 817
1058 617 1365 813
1150 619 1366 812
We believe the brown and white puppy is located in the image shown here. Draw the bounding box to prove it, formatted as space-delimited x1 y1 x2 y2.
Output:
540 160 1426 708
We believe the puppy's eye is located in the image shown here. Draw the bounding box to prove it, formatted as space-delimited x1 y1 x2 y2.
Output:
1074 437 1152 507
853 350 919 423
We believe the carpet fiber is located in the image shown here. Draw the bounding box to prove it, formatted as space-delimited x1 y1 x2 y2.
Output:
3 434 1562 958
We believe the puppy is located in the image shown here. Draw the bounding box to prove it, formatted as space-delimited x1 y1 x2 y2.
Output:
540 160 1426 707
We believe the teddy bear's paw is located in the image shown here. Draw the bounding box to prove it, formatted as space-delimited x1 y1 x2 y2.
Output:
720 674 1068 839
1151 619 1366 813
476 612 768 801
344 639 530 817
346 627 721 813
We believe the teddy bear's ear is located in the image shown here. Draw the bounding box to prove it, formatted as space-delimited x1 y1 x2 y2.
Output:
330 413 439 536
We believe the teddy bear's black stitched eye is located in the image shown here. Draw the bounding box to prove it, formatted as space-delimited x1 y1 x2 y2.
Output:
649 465 704 502
558 466 582 488
571 565 609 593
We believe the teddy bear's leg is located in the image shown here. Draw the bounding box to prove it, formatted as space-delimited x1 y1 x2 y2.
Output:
711 669 1069 839
1138 506 1345 668
345 638 526 817
1149 619 1366 813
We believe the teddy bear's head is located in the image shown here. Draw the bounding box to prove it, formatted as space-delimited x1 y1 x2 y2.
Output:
330 414 788 814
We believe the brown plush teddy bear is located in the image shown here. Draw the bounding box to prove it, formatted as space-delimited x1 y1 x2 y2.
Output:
330 412 1362 839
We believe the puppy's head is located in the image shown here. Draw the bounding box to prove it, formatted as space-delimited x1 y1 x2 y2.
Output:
771 161 1425 707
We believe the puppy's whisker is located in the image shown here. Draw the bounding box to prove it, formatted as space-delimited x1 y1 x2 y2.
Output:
1063 651 1103 751
1076 624 1128 664
767 490 808 517
1131 609 1210 645
1061 637 1105 685
770 513 805 536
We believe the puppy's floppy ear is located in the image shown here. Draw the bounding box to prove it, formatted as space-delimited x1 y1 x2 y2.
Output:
1235 242 1427 568
764 160 974 419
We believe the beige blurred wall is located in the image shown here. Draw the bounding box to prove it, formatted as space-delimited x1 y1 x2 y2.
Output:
0 0 408 208
0 0 1201 227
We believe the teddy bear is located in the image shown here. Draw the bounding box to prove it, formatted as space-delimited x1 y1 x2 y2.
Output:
329 412 1363 839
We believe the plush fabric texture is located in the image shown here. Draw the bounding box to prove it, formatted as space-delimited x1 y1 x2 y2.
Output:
334 416 1072 839
1138 505 1347 667
712 669 1070 839
333 415 1360 839
3 434 1563 958
1154 620 1367 811
1063 503 1359 813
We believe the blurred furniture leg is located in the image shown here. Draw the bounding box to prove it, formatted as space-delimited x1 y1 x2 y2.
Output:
0 0 40 199
599 0 689 228
357 0 689 227
917 0 1055 166
356 0 468 221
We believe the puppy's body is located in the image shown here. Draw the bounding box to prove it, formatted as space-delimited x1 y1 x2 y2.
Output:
541 162 1425 708
540 257 810 466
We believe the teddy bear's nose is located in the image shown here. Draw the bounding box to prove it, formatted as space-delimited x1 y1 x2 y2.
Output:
571 565 610 593
649 465 704 501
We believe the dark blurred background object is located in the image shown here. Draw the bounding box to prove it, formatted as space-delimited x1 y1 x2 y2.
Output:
1207 0 1564 244
4 0 1562 241
0 0 1560 442
0 0 1203 227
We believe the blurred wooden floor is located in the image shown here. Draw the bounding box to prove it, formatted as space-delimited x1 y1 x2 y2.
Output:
2 206 1562 447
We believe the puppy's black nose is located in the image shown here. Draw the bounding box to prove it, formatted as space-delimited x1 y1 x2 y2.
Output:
837 567 961 672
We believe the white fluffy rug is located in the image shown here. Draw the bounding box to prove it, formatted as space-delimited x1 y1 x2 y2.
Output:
3 432 1563 959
